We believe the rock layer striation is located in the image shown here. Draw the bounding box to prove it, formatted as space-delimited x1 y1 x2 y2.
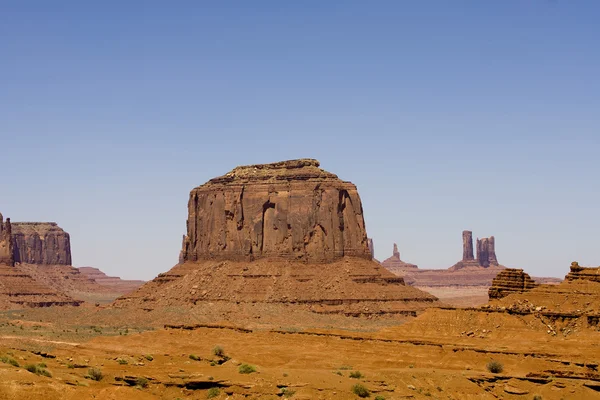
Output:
12 222 72 265
488 268 538 299
182 159 371 263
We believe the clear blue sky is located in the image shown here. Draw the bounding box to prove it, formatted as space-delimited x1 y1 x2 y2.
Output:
1 1 598 280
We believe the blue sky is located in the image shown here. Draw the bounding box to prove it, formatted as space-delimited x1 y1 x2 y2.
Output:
1 1 598 279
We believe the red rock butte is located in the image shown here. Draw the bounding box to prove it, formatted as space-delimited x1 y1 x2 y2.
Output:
181 158 371 263
117 159 439 317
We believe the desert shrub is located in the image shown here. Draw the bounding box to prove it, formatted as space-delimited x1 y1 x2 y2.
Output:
238 363 256 374
486 360 503 374
374 396 386 400
212 346 225 358
86 367 104 381
117 358 128 365
210 361 216 366
533 396 542 400
0 356 20 368
25 364 52 377
38 362 47 368
189 354 201 361
349 371 363 379
136 376 149 388
352 383 370 398
144 354 154 361
339 365 353 370
207 387 220 398
280 387 296 397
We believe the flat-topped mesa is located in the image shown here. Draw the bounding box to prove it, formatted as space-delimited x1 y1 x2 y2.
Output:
488 268 538 299
182 159 371 263
565 261 600 283
477 236 498 268
0 213 14 266
11 222 72 265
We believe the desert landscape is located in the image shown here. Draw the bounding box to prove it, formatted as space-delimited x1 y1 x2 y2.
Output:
0 159 598 400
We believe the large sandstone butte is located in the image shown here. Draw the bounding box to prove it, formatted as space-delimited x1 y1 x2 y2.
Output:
181 159 371 263
12 222 72 265
381 243 418 274
117 159 439 317
0 213 14 266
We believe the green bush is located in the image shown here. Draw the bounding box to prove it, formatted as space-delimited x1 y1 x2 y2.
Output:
213 346 225 358
280 387 296 397
86 367 104 381
533 396 542 400
144 354 154 361
25 364 52 377
349 371 363 379
117 358 128 365
486 360 503 374
238 363 256 374
352 383 370 398
374 396 386 400
207 387 220 398
0 356 20 368
189 354 201 361
136 376 149 388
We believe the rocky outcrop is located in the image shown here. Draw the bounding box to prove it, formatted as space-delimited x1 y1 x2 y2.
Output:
477 236 498 268
368 238 375 260
12 222 72 265
381 243 419 274
0 213 14 266
77 267 145 294
463 230 474 261
181 159 371 263
450 231 502 270
116 159 440 317
488 268 538 299
565 262 600 283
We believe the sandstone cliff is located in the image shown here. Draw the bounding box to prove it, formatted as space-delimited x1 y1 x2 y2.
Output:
565 261 600 283
488 268 538 299
181 159 371 263
116 159 440 317
0 213 14 266
12 222 72 265
381 243 419 274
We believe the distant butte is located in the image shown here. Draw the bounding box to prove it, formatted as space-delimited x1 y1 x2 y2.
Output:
381 243 419 274
116 159 439 317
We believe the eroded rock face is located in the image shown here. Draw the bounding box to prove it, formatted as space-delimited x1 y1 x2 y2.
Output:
565 262 600 283
477 236 498 268
488 268 538 299
462 230 474 261
182 159 371 263
0 213 14 266
12 222 72 265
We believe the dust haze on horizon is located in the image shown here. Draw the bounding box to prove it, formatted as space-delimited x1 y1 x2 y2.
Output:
1 1 598 280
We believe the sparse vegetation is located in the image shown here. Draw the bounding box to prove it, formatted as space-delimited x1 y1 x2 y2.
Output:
486 360 503 374
207 387 220 398
213 345 225 357
349 370 363 379
238 363 257 374
189 354 201 361
136 376 149 388
117 358 128 365
86 367 104 381
352 383 370 398
144 354 154 361
374 396 386 400
335 370 343 376
533 396 542 400
280 387 296 397
0 356 20 367
339 365 353 370
25 364 52 377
